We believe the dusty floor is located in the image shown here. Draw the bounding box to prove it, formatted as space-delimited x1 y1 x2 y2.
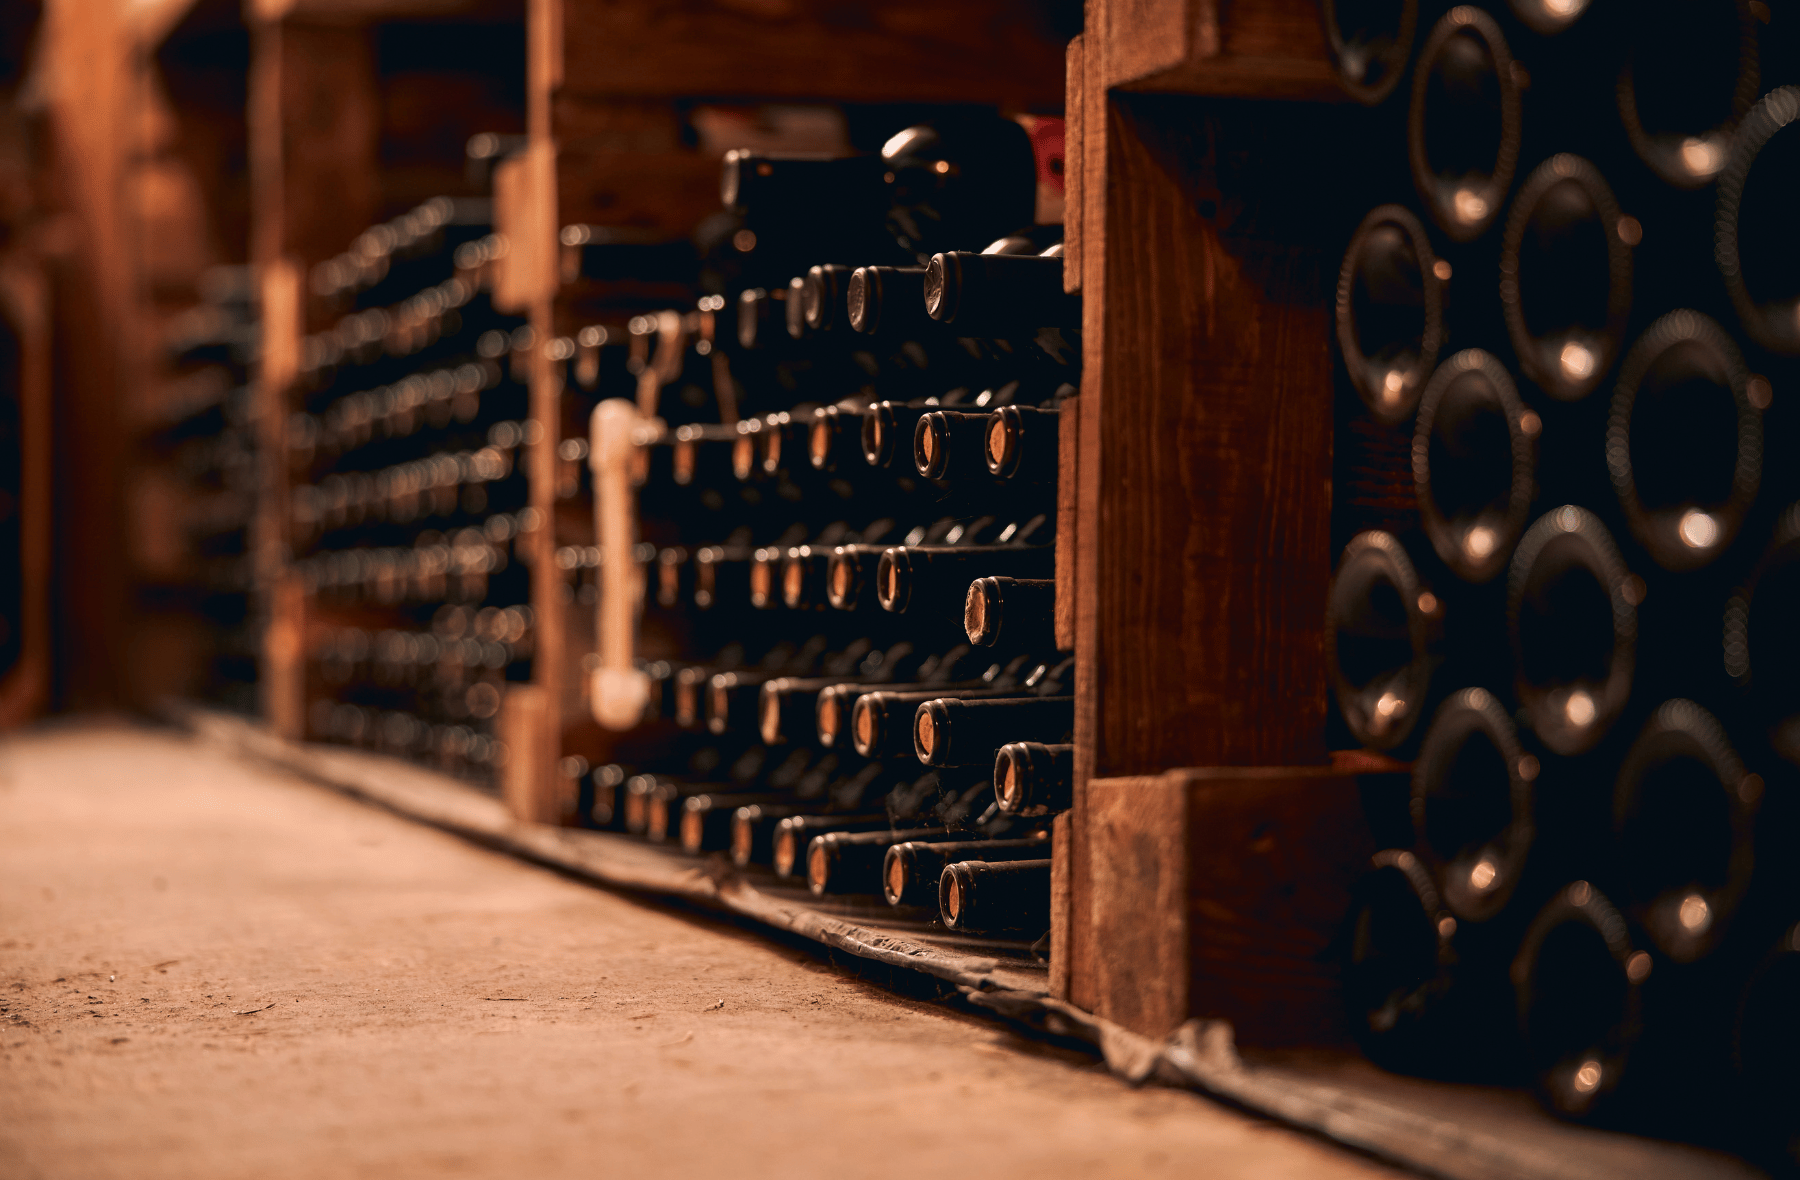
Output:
0 722 1396 1179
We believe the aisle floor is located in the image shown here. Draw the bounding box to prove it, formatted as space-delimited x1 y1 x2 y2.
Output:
0 722 1396 1179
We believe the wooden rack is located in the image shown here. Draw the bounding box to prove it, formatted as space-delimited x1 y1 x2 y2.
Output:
27 0 1786 1175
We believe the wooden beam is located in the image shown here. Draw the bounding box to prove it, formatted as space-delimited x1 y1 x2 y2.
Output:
1087 766 1383 1046
1098 0 1343 101
557 0 1065 107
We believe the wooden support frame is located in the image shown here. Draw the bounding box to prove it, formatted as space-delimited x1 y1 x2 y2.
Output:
248 15 381 739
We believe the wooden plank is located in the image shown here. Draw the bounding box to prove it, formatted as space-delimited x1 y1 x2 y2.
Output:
499 682 562 822
557 0 1065 107
258 260 305 738
249 20 378 275
1098 0 1342 100
1061 33 1083 292
1087 767 1377 1047
524 0 564 818
1086 773 1189 1037
34 0 137 710
1065 17 1107 1011
0 258 53 727
1053 394 1078 653
1090 92 1334 778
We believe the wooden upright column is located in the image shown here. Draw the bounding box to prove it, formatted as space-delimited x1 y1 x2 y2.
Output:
248 15 379 739
1062 2 1346 1014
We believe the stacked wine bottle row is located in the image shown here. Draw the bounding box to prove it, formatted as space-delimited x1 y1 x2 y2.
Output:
1329 1 1799 1157
576 115 1078 939
290 194 535 788
156 265 262 715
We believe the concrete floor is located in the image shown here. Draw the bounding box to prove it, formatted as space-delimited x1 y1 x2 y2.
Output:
0 722 1396 1179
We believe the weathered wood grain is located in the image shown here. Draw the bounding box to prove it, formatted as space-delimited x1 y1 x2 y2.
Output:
1091 93 1336 777
1087 767 1377 1047
1100 0 1342 100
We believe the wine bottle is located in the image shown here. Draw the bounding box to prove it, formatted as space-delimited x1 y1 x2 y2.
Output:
983 405 1060 482
649 546 691 611
671 422 741 488
1506 506 1637 756
1605 310 1761 572
877 541 1055 615
772 812 889 878
1326 530 1445 753
847 265 932 337
1407 8 1522 242
1498 155 1634 403
760 674 844 745
706 668 779 735
882 836 1050 907
862 399 939 469
807 404 868 474
801 264 856 335
1336 204 1447 425
993 741 1073 816
726 758 886 866
679 789 789 854
588 763 629 829
1716 85 1800 356
805 826 948 896
881 116 1037 262
1322 0 1417 103
1412 349 1536 584
848 686 1026 758
719 151 897 288
938 858 1053 933
694 544 754 610
721 152 886 224
779 543 835 610
1512 880 1653 1120
914 410 1000 482
1609 699 1760 964
965 576 1056 649
1341 849 1457 1068
825 543 888 611
1617 3 1761 188
924 251 1080 337
1410 689 1536 923
914 695 1075 768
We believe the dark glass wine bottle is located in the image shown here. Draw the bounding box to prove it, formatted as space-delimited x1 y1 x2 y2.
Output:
1605 310 1761 572
914 695 1075 768
1322 0 1418 104
1498 154 1634 403
938 858 1053 933
1506 506 1637 756
1616 2 1761 189
1716 86 1800 356
1412 348 1536 584
1609 699 1760 964
1335 204 1447 425
965 576 1056 649
1326 530 1446 753
993 741 1073 816
1407 8 1522 242
1512 880 1653 1121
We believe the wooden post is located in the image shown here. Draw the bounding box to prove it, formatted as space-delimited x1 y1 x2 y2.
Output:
248 15 378 740
0 258 52 728
1061 0 1366 1008
1086 766 1383 1046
